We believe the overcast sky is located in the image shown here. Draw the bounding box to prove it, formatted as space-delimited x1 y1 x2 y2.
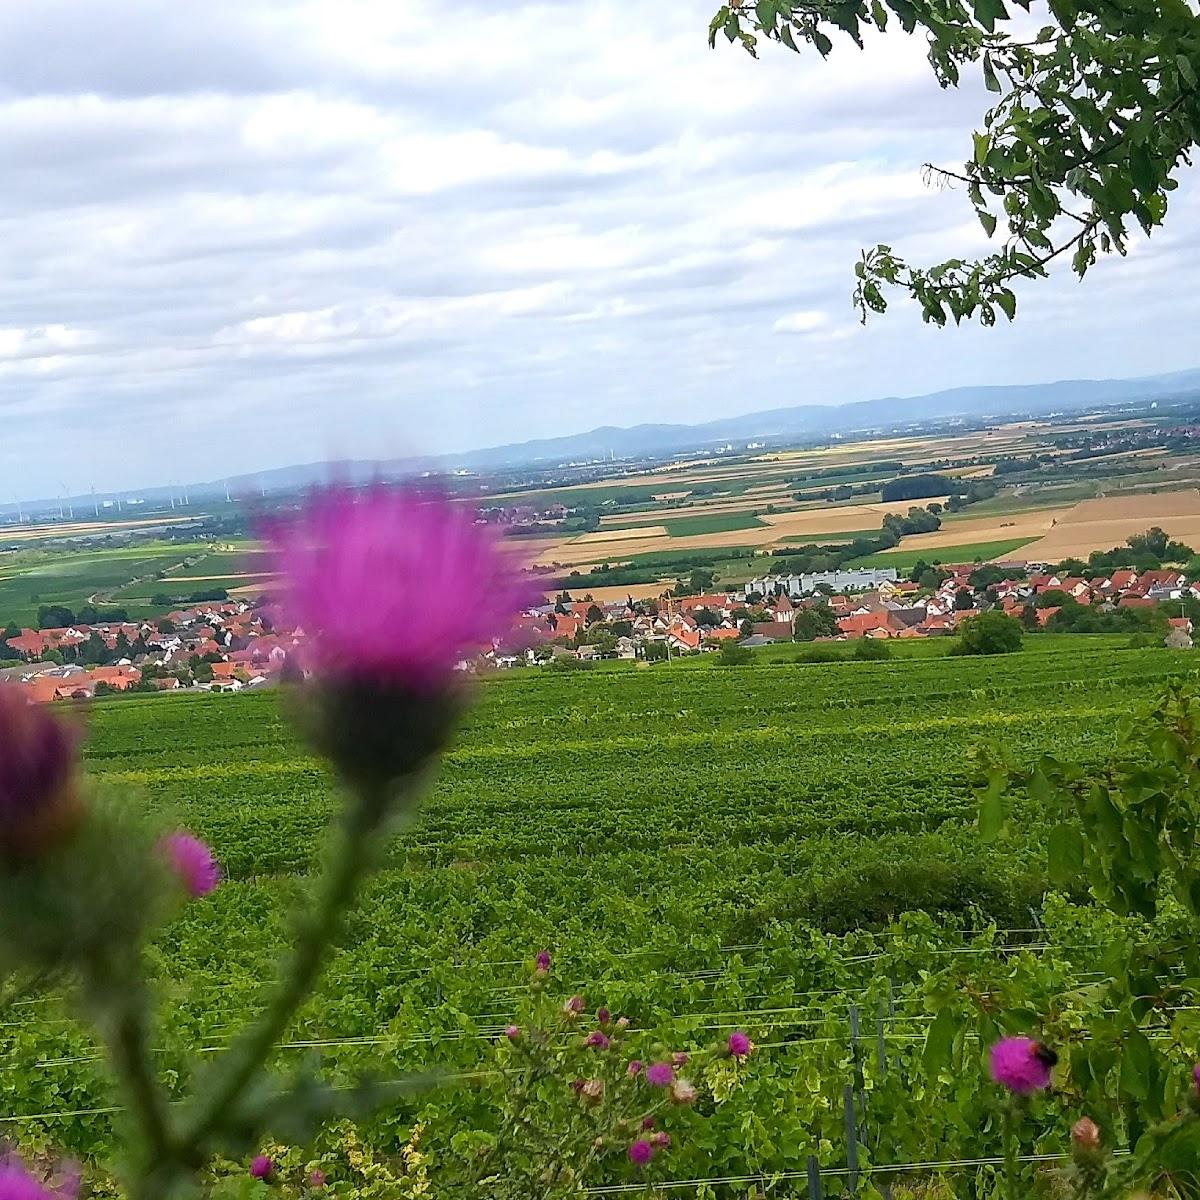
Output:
2 0 1198 498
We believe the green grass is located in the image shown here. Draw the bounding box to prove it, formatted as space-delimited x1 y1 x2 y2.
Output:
850 536 1038 569
0 544 209 625
775 528 880 544
661 512 768 537
2 637 1190 1173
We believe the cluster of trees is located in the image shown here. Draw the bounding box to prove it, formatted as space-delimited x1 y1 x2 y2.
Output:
36 603 130 630
149 588 229 606
1052 527 1194 576
769 506 944 580
792 605 838 642
880 474 955 503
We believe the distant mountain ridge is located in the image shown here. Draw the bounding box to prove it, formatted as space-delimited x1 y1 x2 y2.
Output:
33 366 1200 510
434 366 1200 471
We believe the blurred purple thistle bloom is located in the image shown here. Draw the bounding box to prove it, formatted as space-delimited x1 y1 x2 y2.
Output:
263 486 536 691
249 1155 274 1181
586 1031 610 1050
535 950 551 974
0 1157 78 1200
0 689 82 855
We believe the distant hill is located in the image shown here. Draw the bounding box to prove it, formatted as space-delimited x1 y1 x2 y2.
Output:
35 365 1200 510
438 366 1200 470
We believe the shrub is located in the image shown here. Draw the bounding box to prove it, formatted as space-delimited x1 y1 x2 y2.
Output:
853 638 892 661
953 610 1023 656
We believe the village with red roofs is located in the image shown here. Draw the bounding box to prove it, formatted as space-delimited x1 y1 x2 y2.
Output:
0 559 1194 703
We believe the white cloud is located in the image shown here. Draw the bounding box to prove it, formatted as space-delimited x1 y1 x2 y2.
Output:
0 0 1195 497
772 311 828 335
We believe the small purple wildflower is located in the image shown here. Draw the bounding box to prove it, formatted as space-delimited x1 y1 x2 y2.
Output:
161 832 221 898
989 1037 1055 1094
505 1025 521 1042
249 1156 274 1181
626 1059 643 1077
645 1062 675 1088
308 1171 327 1190
728 1031 752 1059
535 950 551 974
627 1140 654 1168
596 1007 611 1024
640 1116 655 1131
1193 1062 1200 1093
563 994 585 1016
650 1132 672 1151
672 1052 689 1068
586 1031 610 1050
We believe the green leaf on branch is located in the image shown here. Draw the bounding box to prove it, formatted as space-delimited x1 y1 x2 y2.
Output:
923 1006 957 1073
1047 823 1084 885
978 209 997 237
982 54 1001 93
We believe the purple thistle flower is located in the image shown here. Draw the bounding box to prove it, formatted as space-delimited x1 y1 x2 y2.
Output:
728 1031 752 1059
308 1170 327 1190
563 994 585 1016
640 1116 655 1131
0 688 83 857
505 1025 521 1042
596 1007 611 1024
650 1132 672 1151
161 832 221 898
249 1156 274 1181
626 1059 643 1077
672 1052 689 1067
627 1140 654 1167
1193 1062 1200 1093
645 1062 675 1088
263 487 535 691
535 950 551 974
586 1031 610 1050
989 1036 1055 1094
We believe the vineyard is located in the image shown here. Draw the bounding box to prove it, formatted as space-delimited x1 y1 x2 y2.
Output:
7 641 1200 1193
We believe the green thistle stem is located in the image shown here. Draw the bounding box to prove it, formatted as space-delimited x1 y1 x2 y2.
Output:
178 780 394 1159
1002 1098 1020 1200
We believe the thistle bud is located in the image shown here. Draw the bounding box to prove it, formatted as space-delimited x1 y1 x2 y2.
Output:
0 690 83 860
1071 1117 1101 1157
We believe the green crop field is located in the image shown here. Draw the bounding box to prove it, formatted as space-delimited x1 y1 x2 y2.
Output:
5 639 1198 1185
0 545 208 626
661 512 769 537
851 537 1039 569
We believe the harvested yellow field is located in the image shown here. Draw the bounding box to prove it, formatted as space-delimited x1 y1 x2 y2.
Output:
1018 491 1200 561
879 508 1069 555
568 525 670 545
762 498 952 533
0 516 200 542
544 581 672 603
